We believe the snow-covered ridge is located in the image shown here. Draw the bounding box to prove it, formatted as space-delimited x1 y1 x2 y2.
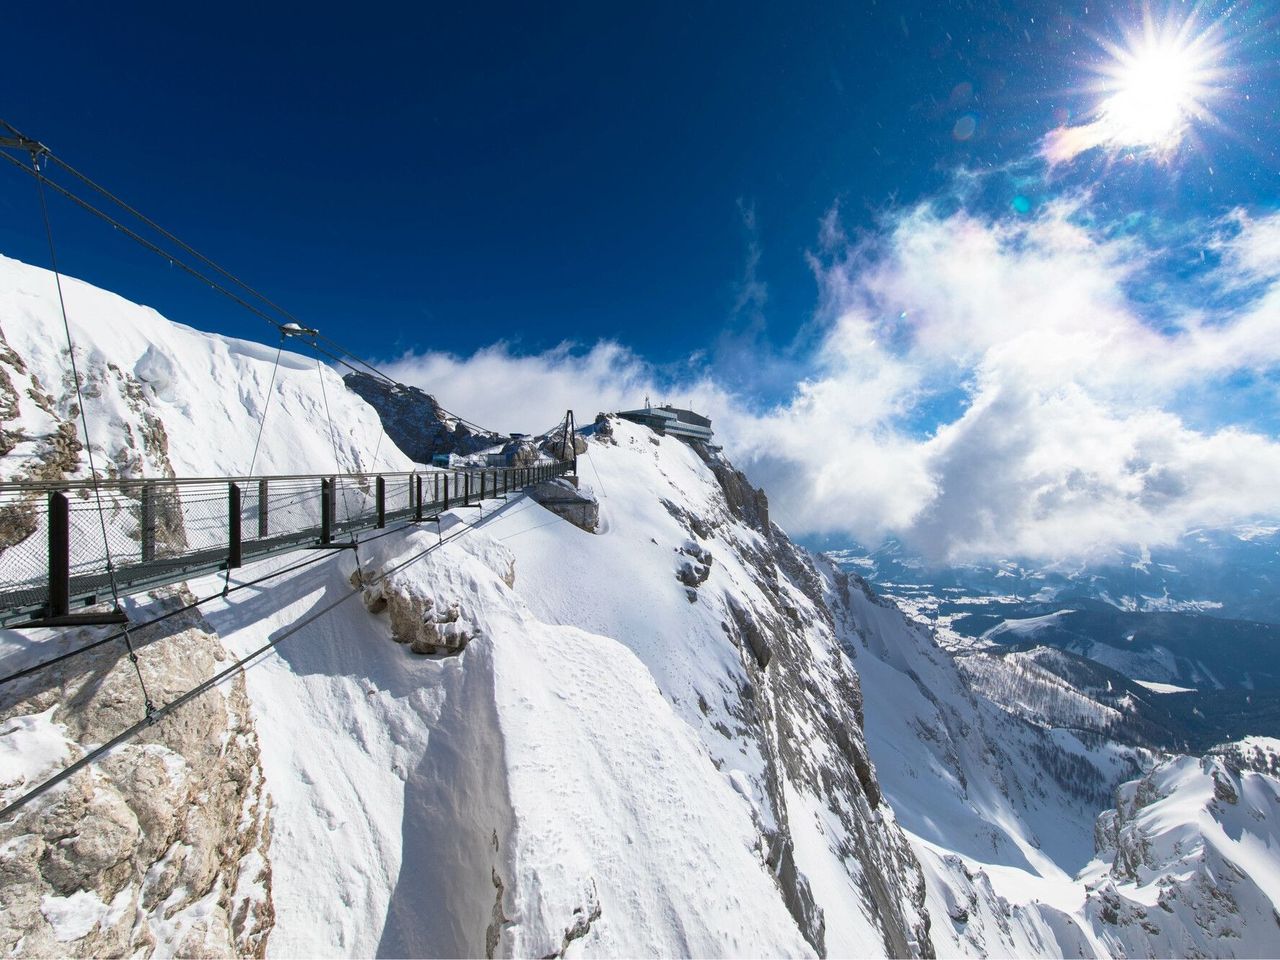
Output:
0 254 931 956
0 253 409 483
3 252 1280 958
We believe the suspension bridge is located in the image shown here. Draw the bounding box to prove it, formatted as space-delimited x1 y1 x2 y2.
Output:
0 117 589 820
0 460 574 629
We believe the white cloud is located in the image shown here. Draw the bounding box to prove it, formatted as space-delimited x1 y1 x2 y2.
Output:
378 204 1280 563
382 340 728 438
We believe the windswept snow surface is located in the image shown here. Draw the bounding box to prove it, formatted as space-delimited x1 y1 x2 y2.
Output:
1 256 921 956
1133 679 1196 694
197 418 927 956
820 561 1280 956
195 494 813 956
7 255 1280 957
0 253 411 480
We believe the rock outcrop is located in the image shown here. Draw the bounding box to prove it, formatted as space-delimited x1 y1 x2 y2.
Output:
0 588 274 956
343 371 501 463
527 478 599 533
1082 753 1280 955
617 419 933 957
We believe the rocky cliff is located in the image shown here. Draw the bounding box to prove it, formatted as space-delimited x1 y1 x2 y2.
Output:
0 587 272 956
343 370 502 463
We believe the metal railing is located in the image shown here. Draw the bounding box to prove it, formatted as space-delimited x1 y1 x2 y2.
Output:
0 460 573 626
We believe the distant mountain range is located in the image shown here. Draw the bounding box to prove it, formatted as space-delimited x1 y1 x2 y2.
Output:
823 530 1280 751
820 523 1280 625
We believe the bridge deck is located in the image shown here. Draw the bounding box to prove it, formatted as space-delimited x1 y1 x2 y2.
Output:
0 462 570 627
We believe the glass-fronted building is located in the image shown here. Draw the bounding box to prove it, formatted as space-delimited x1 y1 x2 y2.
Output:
616 405 713 443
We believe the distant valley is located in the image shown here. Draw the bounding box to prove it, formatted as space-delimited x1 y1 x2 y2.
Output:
820 528 1280 753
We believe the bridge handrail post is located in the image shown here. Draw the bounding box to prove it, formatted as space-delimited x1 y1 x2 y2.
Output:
463 471 470 506
141 481 156 562
442 474 450 511
480 471 486 502
376 475 386 529
321 477 334 544
48 491 70 618
257 478 269 538
229 482 243 569
415 474 423 522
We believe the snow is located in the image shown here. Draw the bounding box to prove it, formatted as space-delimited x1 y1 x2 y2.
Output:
6 253 1280 957
0 253 412 480
195 489 811 956
183 416 925 956
981 609 1076 641
1133 679 1196 694
38 890 112 943
0 707 74 807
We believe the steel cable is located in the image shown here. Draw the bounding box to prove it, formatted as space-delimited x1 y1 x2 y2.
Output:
0 498 519 821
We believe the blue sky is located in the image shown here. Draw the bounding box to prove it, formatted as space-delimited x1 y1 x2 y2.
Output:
4 1 1280 558
2 3 1270 377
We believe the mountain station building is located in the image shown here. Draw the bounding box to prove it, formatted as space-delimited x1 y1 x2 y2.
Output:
617 403 714 444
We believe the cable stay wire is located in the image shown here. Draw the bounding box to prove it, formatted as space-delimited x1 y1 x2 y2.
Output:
246 335 286 477
25 146 159 715
0 149 503 438
0 499 519 821
0 120 526 450
0 117 300 332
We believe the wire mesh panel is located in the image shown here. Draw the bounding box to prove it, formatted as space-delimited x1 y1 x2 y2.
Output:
0 463 571 624
0 489 51 613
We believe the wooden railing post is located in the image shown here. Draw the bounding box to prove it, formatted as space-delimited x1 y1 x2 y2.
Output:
376 475 386 528
141 481 156 562
229 482 243 568
48 491 69 618
257 478 269 538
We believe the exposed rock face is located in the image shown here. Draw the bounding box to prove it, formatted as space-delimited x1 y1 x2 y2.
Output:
527 478 598 533
691 440 769 532
676 540 713 601
497 440 538 467
650 430 933 957
0 587 273 956
540 434 588 462
590 412 614 443
1082 753 1280 956
354 566 482 655
344 371 501 463
0 325 189 567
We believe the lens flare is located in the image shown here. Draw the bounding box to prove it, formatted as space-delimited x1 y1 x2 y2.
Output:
1097 21 1221 152
1042 7 1232 164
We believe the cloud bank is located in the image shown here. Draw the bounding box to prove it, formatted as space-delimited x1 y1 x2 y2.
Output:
383 202 1280 563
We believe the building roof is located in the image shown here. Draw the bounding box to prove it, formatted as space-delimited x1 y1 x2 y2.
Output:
617 405 714 441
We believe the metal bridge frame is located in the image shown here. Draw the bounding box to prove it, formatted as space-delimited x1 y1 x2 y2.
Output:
1 461 572 629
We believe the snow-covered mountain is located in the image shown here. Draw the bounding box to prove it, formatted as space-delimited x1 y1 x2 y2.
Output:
824 532 1280 628
2 252 1279 958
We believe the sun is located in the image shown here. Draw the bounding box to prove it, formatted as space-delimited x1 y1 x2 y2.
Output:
1102 44 1202 147
1093 11 1226 153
